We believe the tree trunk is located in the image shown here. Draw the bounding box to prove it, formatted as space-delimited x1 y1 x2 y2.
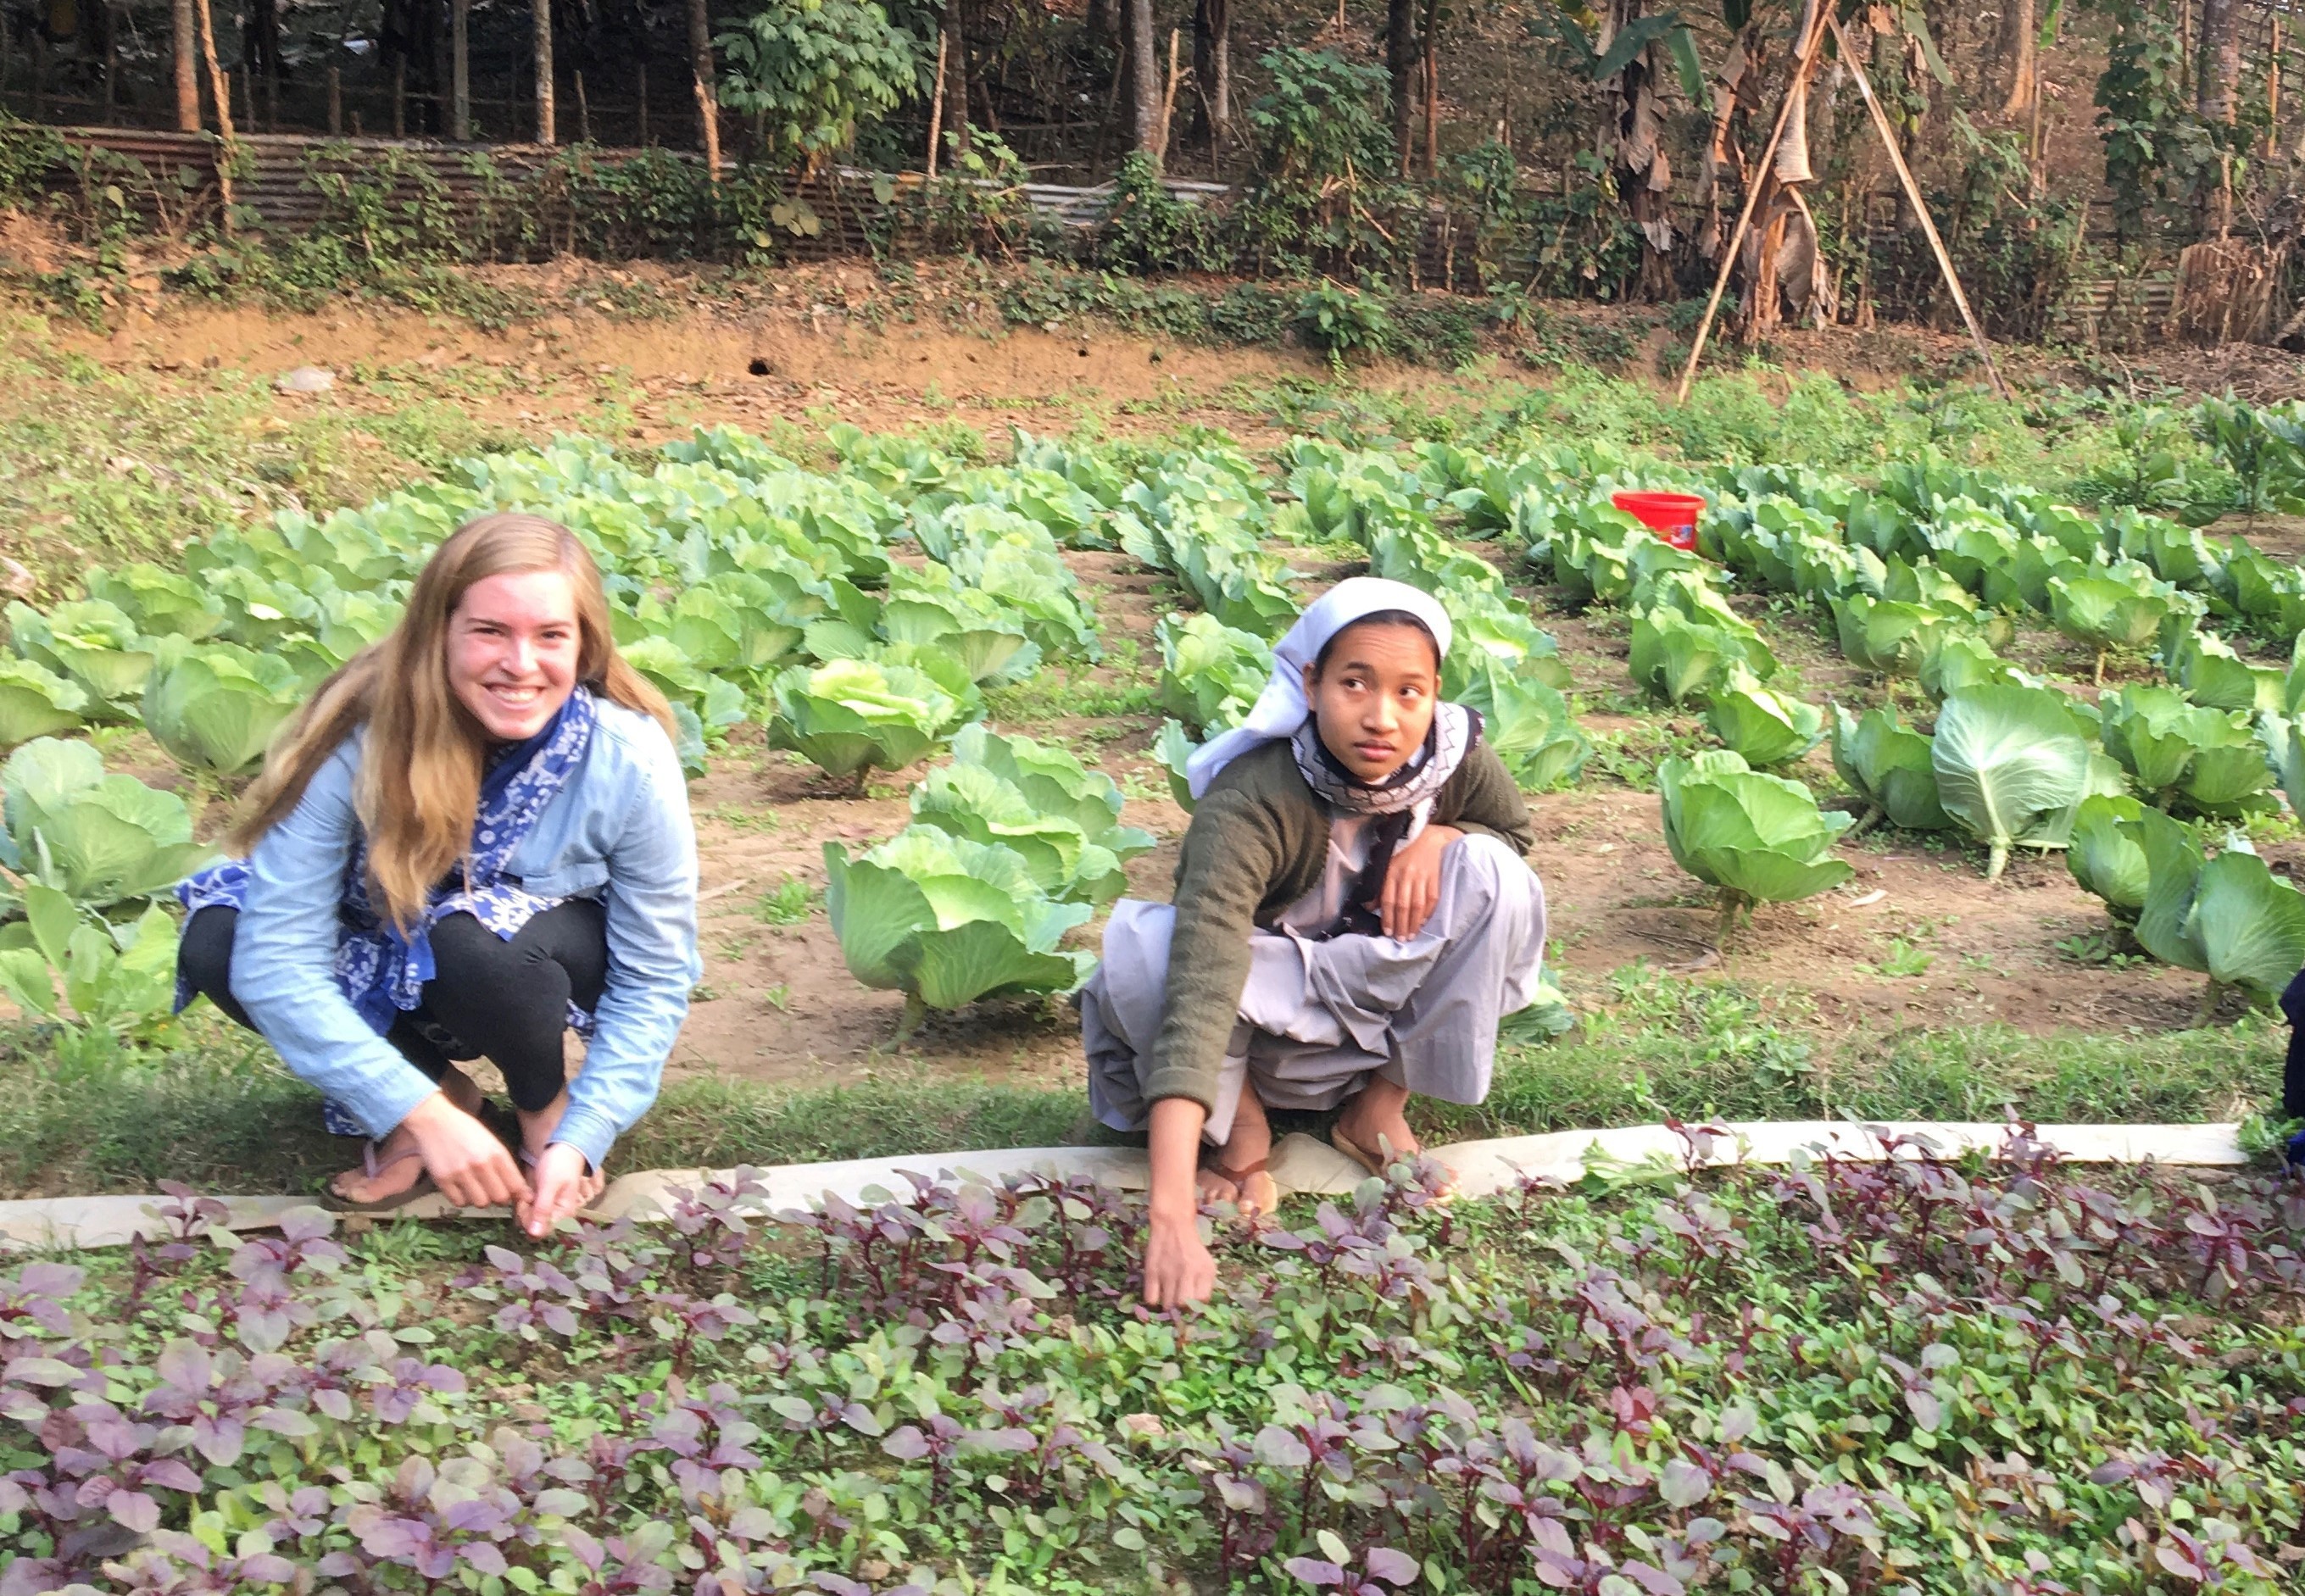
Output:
450 0 470 138
1420 0 1439 179
173 0 199 130
1386 0 1417 175
533 0 555 144
1996 0 2035 119
2196 0 2241 234
942 0 971 157
1127 0 1159 152
2196 0 2241 123
688 0 720 178
1191 0 1228 160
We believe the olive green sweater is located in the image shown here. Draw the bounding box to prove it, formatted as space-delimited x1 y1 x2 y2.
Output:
1143 737 1536 1113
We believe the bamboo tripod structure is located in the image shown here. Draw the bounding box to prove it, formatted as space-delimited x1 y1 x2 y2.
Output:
1673 8 2009 404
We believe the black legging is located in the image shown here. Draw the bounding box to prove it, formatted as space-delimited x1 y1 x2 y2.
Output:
179 900 609 1115
2282 967 2305 1120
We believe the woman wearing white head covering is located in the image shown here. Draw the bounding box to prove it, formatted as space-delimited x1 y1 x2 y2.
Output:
1082 577 1548 1305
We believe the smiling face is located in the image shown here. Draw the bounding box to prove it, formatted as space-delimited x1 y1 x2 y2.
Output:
1302 619 1441 785
445 569 582 742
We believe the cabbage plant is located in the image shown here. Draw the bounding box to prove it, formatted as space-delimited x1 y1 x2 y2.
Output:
0 881 181 1047
0 659 87 750
2125 806 2305 1020
86 563 226 642
1827 593 1962 681
2066 792 2148 924
766 659 966 786
2095 686 2275 818
1451 656 1589 792
908 726 1153 906
1829 703 1949 836
1629 606 1762 707
824 827 1095 1038
1156 612 1270 736
1929 685 2122 878
878 575 1041 687
2046 570 2183 682
1703 669 1823 768
2167 631 2285 715
1658 750 1854 941
0 738 212 915
7 599 153 720
1154 720 1198 810
142 638 306 777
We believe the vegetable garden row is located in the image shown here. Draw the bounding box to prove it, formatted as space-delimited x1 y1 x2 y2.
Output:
4 398 2305 1593
10 402 2305 1051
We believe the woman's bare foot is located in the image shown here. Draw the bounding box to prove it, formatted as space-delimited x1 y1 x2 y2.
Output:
329 1071 486 1204
1332 1076 1420 1166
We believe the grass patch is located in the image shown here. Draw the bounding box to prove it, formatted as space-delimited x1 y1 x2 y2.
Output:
1 966 2274 1199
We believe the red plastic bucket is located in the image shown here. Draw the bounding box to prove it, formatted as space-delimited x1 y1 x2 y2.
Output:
1612 490 1706 552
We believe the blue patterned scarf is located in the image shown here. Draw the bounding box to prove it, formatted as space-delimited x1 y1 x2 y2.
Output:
178 687 599 1133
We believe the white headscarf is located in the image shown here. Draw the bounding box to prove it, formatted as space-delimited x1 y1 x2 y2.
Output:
1184 576 1456 800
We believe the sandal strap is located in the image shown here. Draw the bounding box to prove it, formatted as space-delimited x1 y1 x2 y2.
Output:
1209 1156 1270 1182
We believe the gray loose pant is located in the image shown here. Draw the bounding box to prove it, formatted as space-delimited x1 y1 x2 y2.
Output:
1081 833 1547 1144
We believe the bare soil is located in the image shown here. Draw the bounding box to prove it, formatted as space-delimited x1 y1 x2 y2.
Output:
14 274 2304 1091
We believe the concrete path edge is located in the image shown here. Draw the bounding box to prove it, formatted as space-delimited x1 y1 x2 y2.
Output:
0 1120 2252 1253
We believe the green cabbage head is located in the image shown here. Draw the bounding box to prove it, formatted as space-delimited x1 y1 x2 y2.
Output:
0 738 212 914
823 827 1095 1037
142 637 307 776
1658 749 1854 940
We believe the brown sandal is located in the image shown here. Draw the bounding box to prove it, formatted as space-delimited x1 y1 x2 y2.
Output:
1205 1155 1279 1216
320 1140 438 1215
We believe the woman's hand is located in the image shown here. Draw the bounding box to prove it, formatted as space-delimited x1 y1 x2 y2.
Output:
518 1143 596 1238
1378 823 1462 940
1144 1096 1217 1307
1143 1213 1217 1307
401 1093 527 1210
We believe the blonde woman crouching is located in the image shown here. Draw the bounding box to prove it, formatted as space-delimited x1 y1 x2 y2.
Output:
175 513 699 1237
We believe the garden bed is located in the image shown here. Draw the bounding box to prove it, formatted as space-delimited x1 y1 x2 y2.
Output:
1 1121 2300 1593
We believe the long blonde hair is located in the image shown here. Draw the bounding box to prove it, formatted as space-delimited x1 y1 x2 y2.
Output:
233 513 675 931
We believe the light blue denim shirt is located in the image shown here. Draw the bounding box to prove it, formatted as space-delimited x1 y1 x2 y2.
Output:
227 701 700 1171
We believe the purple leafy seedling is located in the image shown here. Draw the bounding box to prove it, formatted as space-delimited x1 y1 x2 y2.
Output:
1284 1535 1419 1596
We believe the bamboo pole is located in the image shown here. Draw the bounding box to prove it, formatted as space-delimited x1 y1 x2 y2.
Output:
533 0 554 145
1827 12 2010 401
925 28 947 175
1153 26 1183 165
192 0 236 234
1673 2 1830 403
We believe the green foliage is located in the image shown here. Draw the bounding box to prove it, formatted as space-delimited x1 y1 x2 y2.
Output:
1830 703 1951 833
0 738 210 915
1094 152 1225 275
906 724 1154 906
1929 685 2122 878
766 658 966 783
140 637 306 778
2095 684 2276 817
823 826 1094 1030
0 882 181 1050
1294 281 1395 369
1658 749 1855 937
2127 805 2305 1014
715 0 923 173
